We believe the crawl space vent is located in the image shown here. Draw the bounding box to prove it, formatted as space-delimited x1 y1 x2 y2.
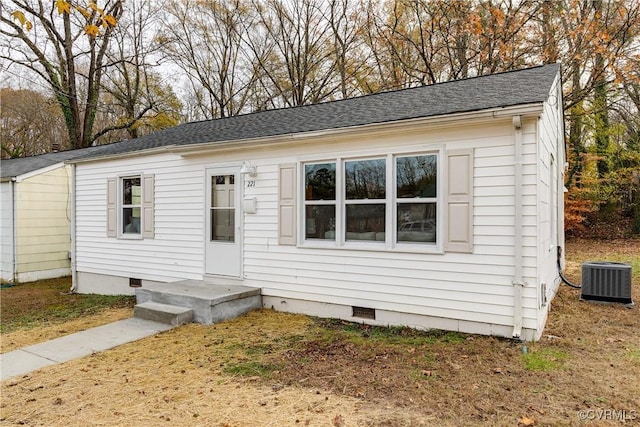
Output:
581 262 633 304
352 306 376 320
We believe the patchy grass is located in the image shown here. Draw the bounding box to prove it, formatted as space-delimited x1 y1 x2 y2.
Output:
224 361 284 378
627 348 640 364
0 308 133 353
522 347 568 371
0 277 135 348
1 238 639 426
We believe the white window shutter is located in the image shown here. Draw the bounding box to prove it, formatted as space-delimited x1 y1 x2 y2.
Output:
445 149 474 253
106 178 117 237
142 174 155 239
278 164 296 245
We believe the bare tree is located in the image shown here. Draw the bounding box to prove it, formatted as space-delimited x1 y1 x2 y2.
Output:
245 0 339 108
97 0 182 142
325 0 366 99
360 0 419 92
0 0 123 149
160 0 258 120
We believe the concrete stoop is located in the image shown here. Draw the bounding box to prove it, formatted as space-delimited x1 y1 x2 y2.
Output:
134 280 262 325
134 301 194 326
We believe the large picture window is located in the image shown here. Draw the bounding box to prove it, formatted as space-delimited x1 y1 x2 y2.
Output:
302 152 439 248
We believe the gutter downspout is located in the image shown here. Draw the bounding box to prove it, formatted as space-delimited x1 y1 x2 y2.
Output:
512 115 525 339
11 178 17 285
70 164 78 293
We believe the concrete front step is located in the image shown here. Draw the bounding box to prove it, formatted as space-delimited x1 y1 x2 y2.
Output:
135 280 262 325
134 301 194 326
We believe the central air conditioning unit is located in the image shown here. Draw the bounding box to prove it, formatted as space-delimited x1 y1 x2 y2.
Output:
581 262 633 305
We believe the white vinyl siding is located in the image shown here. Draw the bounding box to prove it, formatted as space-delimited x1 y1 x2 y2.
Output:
75 115 548 334
76 154 204 284
241 121 539 331
535 74 565 328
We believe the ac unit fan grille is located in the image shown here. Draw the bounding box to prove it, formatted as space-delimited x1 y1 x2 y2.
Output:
581 262 633 304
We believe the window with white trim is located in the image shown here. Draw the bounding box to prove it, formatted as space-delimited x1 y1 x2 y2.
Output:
304 162 336 240
396 154 437 243
302 152 439 247
106 174 154 239
345 158 386 241
122 176 141 235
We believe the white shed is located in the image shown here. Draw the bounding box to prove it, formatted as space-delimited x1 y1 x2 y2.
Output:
69 64 565 341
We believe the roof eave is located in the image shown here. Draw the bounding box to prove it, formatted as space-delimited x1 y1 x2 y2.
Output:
67 145 178 165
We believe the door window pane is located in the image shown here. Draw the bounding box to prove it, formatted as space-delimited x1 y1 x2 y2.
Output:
305 205 336 240
397 155 437 198
212 175 235 208
345 159 386 199
346 204 385 241
212 208 235 241
397 203 436 243
211 175 235 242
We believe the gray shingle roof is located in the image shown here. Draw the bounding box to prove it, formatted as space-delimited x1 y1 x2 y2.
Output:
4 64 560 169
0 147 105 180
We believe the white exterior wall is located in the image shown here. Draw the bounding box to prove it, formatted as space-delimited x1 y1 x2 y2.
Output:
14 165 72 281
75 154 205 293
75 116 546 338
0 181 14 282
535 76 566 335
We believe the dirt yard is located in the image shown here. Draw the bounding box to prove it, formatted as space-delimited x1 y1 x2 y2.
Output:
1 239 639 426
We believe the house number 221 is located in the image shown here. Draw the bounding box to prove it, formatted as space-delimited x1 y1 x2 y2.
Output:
246 180 256 187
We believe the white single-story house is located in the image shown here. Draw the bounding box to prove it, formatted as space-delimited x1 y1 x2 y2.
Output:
1 151 78 283
68 64 565 340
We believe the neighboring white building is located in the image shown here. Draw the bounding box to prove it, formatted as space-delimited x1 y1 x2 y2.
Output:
1 152 77 282
69 64 565 341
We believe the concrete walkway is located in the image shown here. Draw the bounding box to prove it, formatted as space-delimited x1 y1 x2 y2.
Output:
1 318 175 381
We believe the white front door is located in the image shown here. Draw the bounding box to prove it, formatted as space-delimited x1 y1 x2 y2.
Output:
205 168 241 277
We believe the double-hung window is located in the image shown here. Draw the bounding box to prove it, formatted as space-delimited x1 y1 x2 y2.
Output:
345 158 386 241
304 163 336 240
106 174 154 239
302 152 439 249
122 176 141 235
396 154 437 244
